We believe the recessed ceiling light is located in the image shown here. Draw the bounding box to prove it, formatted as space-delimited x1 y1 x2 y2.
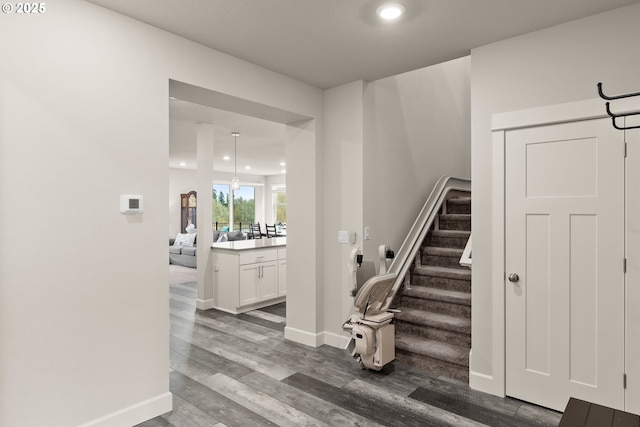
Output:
282 169 287 174
245 165 251 170
223 155 230 161
280 161 286 166
377 3 405 20
179 161 186 167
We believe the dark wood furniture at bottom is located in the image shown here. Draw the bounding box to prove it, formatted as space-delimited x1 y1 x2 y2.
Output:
180 191 197 233
559 398 639 427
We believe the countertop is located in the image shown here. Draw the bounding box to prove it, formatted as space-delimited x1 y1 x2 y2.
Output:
210 237 286 251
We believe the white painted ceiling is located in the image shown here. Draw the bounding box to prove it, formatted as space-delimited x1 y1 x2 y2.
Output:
86 0 640 174
170 100 287 175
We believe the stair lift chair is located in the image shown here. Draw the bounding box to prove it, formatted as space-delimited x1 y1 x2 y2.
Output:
343 273 397 370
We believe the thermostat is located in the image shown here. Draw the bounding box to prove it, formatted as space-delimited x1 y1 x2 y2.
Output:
120 195 144 213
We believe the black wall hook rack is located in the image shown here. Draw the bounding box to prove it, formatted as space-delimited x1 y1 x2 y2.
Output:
598 82 640 130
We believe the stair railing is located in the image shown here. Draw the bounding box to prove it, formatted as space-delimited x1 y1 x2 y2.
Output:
358 176 471 312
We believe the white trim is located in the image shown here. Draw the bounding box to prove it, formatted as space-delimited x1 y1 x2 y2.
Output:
491 130 506 396
77 392 172 427
470 363 504 397
196 298 215 310
492 98 606 131
323 330 352 349
492 96 640 132
284 326 323 347
471 130 507 398
488 99 632 402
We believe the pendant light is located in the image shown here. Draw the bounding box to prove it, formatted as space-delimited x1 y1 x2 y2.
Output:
231 131 240 190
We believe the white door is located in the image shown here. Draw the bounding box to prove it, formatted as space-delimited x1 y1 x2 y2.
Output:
505 118 625 411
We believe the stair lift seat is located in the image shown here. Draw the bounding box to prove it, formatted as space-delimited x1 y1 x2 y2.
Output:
343 274 396 370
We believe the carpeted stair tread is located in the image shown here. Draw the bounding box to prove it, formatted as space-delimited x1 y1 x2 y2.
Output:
396 332 469 367
448 197 471 203
439 213 471 220
423 246 464 257
445 197 471 214
403 286 471 306
431 229 470 238
395 307 471 334
427 230 471 248
413 265 471 280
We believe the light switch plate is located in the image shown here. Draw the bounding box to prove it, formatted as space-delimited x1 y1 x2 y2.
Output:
338 230 356 244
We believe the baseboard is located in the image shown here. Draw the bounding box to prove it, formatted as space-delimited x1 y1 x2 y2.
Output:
284 326 322 347
468 350 505 397
469 370 505 398
77 392 172 427
323 330 351 349
196 298 215 310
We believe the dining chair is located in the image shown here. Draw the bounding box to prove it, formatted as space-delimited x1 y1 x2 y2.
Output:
265 224 277 238
251 223 263 239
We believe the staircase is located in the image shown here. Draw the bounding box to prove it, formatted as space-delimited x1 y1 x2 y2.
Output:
393 191 471 382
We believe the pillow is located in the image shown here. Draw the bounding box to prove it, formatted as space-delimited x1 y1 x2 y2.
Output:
227 231 244 241
174 233 196 247
216 233 228 243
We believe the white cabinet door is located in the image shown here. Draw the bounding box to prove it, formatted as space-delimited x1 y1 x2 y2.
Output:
239 261 278 307
239 264 260 306
505 118 625 411
278 260 287 297
259 261 278 300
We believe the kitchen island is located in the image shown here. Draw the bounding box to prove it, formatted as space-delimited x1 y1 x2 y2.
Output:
210 237 286 314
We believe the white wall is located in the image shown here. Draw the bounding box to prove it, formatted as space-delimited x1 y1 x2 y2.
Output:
284 119 324 345
0 1 322 425
470 2 640 395
363 57 471 264
322 81 365 347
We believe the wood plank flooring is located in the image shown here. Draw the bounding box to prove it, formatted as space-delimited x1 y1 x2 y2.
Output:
137 281 563 427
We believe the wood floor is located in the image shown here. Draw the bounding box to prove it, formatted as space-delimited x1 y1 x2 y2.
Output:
137 281 563 427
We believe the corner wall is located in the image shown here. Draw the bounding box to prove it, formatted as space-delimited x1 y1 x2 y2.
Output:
322 81 365 347
470 2 640 395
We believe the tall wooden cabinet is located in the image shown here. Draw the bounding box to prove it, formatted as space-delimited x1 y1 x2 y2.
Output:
180 191 197 233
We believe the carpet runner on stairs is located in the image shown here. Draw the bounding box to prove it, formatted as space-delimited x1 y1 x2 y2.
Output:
392 192 471 382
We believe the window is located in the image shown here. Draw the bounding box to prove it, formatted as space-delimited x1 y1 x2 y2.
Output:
233 185 255 231
212 183 255 232
273 185 286 225
213 184 230 230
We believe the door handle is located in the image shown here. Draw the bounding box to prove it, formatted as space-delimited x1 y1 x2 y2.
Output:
508 273 520 283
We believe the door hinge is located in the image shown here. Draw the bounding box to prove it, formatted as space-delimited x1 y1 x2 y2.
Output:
624 373 627 389
625 142 628 158
624 258 628 274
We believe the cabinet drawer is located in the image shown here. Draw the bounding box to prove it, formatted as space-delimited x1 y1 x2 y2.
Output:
239 249 277 265
278 248 286 259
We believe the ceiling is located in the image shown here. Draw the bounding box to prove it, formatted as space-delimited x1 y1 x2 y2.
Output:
170 100 287 175
86 0 640 174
